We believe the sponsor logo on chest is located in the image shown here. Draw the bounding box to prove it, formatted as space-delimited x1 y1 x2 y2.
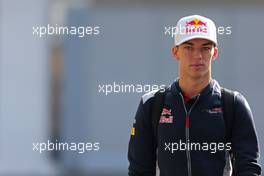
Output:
159 108 174 124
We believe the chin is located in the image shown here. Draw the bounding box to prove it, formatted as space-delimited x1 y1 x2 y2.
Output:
189 72 208 79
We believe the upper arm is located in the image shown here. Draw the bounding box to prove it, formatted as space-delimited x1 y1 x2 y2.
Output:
231 92 261 175
128 99 157 176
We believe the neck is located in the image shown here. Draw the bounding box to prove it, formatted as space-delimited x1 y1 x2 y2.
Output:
179 76 211 98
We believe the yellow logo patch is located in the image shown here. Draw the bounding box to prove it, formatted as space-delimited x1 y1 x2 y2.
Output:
131 127 135 136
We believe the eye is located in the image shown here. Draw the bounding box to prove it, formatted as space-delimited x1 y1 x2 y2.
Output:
202 47 212 51
184 45 193 50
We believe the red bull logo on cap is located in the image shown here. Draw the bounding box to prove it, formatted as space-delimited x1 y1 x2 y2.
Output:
185 18 207 34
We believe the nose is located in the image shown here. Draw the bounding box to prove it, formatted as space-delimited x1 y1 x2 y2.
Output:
192 48 202 59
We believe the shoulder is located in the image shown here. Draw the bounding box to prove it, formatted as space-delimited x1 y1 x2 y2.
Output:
233 91 252 111
141 85 169 104
142 89 159 104
222 88 252 113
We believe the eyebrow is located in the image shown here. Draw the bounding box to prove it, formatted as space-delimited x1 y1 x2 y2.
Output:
202 42 214 46
182 41 193 45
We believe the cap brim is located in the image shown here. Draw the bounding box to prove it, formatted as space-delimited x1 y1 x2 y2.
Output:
175 35 217 46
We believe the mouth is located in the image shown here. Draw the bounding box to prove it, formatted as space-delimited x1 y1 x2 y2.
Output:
190 64 205 68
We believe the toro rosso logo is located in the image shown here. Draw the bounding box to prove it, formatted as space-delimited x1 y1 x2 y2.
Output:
159 108 173 124
185 18 207 34
205 107 223 114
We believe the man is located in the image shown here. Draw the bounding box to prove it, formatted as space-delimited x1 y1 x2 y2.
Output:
128 15 261 176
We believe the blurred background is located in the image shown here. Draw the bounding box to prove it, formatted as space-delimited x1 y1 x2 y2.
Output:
1 0 264 175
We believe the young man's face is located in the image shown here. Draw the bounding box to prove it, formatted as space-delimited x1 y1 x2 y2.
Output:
172 38 218 80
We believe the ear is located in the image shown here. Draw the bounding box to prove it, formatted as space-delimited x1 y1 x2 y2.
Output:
212 47 218 61
172 46 180 61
